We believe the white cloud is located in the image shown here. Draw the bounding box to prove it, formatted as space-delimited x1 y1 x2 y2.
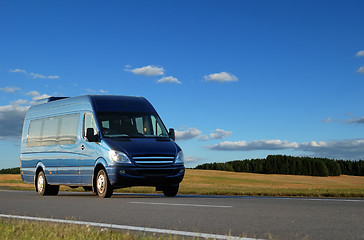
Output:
175 127 232 141
126 65 164 76
208 139 299 151
10 68 60 79
157 76 181 84
299 139 364 159
204 72 238 83
11 99 28 106
347 117 364 124
355 50 364 57
30 73 60 79
27 91 41 97
0 103 29 138
207 138 364 160
85 88 108 95
185 156 200 162
46 75 60 79
29 73 47 79
34 94 51 101
26 91 51 104
175 127 202 141
9 69 26 73
0 87 20 93
357 66 364 74
198 129 232 141
184 155 207 163
0 90 52 139
322 117 333 123
321 115 364 124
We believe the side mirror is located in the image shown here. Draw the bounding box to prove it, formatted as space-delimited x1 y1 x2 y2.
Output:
168 128 175 141
86 128 99 142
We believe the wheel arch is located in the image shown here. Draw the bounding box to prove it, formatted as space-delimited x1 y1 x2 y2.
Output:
34 162 45 192
92 158 108 192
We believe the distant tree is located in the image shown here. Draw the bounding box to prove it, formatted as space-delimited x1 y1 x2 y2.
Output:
322 158 341 176
0 167 20 174
358 161 364 176
195 155 362 177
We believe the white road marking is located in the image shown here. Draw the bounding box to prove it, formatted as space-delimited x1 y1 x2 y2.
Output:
304 198 364 202
130 201 233 208
271 197 364 203
0 213 261 240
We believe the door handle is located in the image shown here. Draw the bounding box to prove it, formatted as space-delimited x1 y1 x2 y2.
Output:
81 145 85 150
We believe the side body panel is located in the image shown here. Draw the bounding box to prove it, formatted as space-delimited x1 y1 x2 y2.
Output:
78 111 111 185
20 97 95 185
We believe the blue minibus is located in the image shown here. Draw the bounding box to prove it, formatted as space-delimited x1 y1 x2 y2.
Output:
20 95 184 198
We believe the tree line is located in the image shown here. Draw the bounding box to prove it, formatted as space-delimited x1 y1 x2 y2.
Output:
0 167 20 174
195 155 364 177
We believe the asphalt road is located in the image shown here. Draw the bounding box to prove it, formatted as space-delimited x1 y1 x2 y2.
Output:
0 190 363 239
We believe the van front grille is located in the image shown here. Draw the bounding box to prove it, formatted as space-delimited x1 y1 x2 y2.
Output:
133 156 175 167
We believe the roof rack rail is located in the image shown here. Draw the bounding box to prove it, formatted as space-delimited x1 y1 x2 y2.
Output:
34 97 69 105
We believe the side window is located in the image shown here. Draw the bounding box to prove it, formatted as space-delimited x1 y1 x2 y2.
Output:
27 113 79 147
101 120 109 129
84 113 97 140
42 117 59 146
59 114 79 145
135 117 144 134
27 119 43 147
151 115 163 136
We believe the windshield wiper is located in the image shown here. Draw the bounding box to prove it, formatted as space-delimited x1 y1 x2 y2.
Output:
103 134 130 138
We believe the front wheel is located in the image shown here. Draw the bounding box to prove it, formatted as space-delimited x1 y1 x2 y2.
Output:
36 171 59 196
163 184 179 197
96 169 113 198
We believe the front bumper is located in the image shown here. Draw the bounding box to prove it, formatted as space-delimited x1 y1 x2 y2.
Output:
106 165 185 188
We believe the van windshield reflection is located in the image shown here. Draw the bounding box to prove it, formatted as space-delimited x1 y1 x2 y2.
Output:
96 112 169 138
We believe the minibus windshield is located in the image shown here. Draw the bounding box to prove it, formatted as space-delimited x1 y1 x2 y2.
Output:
97 112 169 138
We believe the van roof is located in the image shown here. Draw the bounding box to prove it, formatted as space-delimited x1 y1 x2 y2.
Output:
90 95 155 112
26 95 156 119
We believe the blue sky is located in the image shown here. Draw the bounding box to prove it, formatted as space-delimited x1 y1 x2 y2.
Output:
1 0 364 169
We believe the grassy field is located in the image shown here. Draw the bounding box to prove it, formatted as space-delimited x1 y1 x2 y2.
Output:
0 218 180 240
1 169 364 197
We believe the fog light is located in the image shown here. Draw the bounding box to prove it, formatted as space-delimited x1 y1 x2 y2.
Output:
119 170 126 175
179 169 185 174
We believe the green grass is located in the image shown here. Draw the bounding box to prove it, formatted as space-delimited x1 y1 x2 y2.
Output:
0 218 181 240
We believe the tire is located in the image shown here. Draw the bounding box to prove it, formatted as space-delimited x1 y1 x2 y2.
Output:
36 171 47 196
163 184 179 197
47 185 60 195
36 171 59 196
96 169 113 198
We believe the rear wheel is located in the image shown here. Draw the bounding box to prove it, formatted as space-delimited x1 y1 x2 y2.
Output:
96 169 113 198
163 184 179 197
36 171 59 196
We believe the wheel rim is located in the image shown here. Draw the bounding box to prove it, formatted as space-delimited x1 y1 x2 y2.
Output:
97 173 105 194
38 174 44 192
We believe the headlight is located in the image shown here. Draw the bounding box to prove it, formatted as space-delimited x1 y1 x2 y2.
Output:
174 150 184 165
109 150 131 164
